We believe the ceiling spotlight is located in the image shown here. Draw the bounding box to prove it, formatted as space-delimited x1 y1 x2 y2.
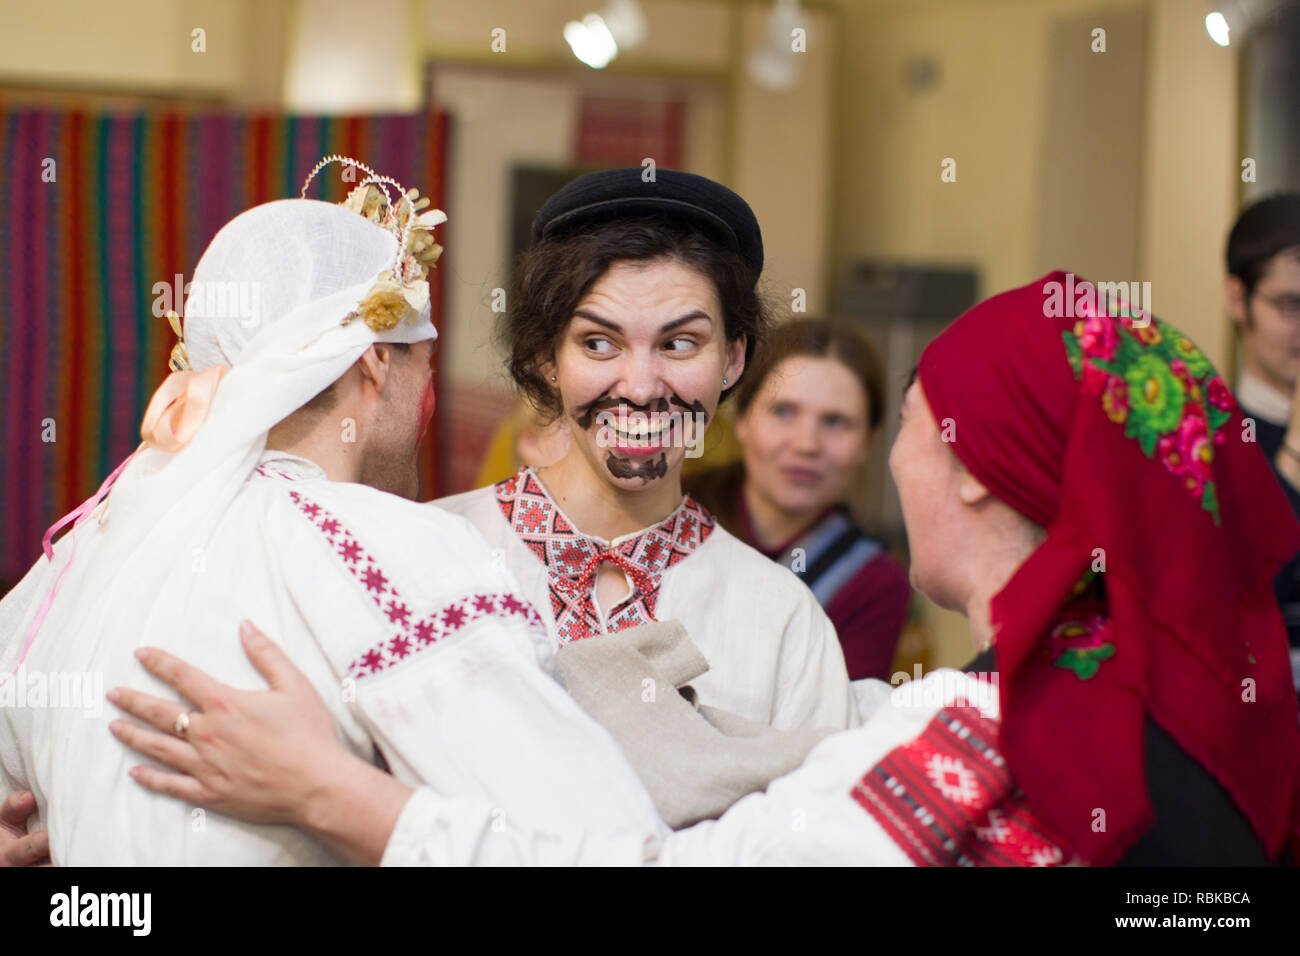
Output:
1205 10 1232 44
1205 0 1298 46
564 14 619 69
748 0 804 92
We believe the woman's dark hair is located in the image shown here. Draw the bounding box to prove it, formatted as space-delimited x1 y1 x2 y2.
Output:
731 317 886 430
499 215 771 422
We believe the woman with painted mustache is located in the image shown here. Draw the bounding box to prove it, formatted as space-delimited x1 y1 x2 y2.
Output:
433 168 857 731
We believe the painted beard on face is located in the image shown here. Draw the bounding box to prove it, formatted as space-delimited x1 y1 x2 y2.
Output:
572 390 709 483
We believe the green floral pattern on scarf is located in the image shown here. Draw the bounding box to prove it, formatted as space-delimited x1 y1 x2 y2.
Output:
1061 303 1235 524
1054 642 1116 680
1043 569 1115 680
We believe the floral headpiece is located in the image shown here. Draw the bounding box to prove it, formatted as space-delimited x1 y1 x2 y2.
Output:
300 154 447 333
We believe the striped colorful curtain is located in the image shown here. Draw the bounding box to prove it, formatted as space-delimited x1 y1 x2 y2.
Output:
0 109 450 588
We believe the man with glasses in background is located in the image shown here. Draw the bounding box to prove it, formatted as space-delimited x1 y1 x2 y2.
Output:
1227 193 1300 690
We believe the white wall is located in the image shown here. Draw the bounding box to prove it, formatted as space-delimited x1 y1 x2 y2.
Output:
1138 0 1239 370
432 69 580 391
0 0 280 103
285 0 422 113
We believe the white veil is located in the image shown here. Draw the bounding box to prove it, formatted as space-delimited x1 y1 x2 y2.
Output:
0 193 438 683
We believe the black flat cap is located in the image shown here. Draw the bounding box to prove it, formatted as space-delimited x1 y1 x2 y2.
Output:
531 167 764 275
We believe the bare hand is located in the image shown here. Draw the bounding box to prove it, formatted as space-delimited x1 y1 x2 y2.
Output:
107 620 346 827
0 791 50 866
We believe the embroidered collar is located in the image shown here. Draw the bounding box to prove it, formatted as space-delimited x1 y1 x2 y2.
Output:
495 467 715 643
254 450 328 482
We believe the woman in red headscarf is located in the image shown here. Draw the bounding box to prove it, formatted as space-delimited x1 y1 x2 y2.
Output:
883 270 1300 864
656 270 1300 865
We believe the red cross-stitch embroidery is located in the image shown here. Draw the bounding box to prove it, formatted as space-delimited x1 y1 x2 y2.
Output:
282 489 544 680
850 706 1071 867
494 468 715 643
255 466 298 482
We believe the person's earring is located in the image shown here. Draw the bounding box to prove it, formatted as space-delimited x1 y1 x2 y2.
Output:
550 375 557 383
722 378 728 386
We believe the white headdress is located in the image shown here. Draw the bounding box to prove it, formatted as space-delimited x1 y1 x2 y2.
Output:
0 157 446 680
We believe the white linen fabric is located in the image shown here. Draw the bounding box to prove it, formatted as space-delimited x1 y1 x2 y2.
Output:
379 668 1070 866
0 198 435 715
0 446 666 864
551 620 834 828
434 471 860 732
183 198 438 372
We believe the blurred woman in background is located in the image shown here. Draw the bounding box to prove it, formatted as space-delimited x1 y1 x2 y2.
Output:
688 319 910 680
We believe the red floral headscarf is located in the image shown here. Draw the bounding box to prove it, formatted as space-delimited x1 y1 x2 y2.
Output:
917 271 1300 865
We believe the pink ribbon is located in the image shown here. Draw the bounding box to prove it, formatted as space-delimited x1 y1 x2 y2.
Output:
140 366 227 452
2 451 137 685
3 367 228 684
